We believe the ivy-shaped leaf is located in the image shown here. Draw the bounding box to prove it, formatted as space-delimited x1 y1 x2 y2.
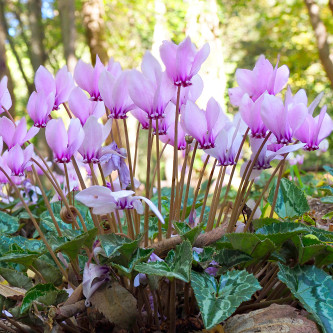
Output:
20 284 68 314
225 233 276 258
268 178 309 218
191 270 261 329
32 259 63 286
252 218 281 230
0 211 19 235
0 268 33 290
278 264 333 333
112 248 154 277
214 249 252 271
99 233 142 260
255 222 309 246
135 240 193 282
174 222 203 245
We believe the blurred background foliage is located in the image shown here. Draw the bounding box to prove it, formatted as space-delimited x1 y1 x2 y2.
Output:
0 0 332 167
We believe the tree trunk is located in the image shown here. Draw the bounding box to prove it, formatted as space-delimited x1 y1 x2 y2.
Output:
58 0 77 72
82 0 108 64
0 7 15 115
0 0 34 94
329 0 333 16
304 0 333 87
27 0 46 71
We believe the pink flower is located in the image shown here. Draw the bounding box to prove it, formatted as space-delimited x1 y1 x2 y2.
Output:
78 116 112 163
239 94 268 138
74 56 105 101
76 185 165 224
35 65 75 110
83 263 110 307
204 126 243 166
129 51 175 119
229 55 289 106
261 91 308 144
99 71 135 119
46 118 84 163
0 117 39 149
131 108 150 129
106 57 122 78
0 76 12 112
160 37 210 87
159 103 186 150
6 144 34 176
68 87 105 125
294 104 333 151
181 98 230 149
27 90 55 128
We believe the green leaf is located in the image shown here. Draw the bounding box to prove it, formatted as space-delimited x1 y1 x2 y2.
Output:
225 233 276 258
55 228 97 260
0 211 20 234
319 185 333 195
323 165 333 177
135 240 192 282
21 284 68 314
0 268 33 290
214 249 252 270
252 218 280 230
191 270 261 329
268 178 309 218
321 196 333 204
323 211 333 220
278 264 333 333
174 222 203 244
255 222 309 246
193 247 215 265
0 250 40 267
112 248 153 277
32 259 63 286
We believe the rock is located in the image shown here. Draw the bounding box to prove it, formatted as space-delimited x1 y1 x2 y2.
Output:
223 304 319 333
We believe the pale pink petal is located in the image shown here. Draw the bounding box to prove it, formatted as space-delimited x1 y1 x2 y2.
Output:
190 43 210 77
141 51 162 84
35 66 55 96
45 119 68 159
135 196 165 224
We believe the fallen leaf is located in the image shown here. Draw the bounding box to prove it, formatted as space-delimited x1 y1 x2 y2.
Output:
90 282 137 329
0 284 26 299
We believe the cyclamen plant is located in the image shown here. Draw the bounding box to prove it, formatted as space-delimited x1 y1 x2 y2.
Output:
0 36 333 332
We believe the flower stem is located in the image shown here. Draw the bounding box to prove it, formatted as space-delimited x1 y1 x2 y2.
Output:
63 163 72 205
31 165 62 236
155 119 162 241
180 141 198 222
1 106 15 124
133 123 141 177
0 166 71 285
198 160 217 225
174 143 191 222
167 86 181 237
144 119 153 246
62 102 73 119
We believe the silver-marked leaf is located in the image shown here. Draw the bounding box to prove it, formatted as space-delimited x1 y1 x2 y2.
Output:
268 178 309 218
135 240 192 282
191 270 261 329
278 263 333 333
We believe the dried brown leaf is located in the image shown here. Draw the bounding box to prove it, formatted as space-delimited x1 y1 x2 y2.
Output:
90 282 137 329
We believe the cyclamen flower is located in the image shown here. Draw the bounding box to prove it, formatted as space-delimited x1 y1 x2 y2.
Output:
229 55 289 106
6 144 34 176
45 118 84 163
205 126 243 166
131 108 150 129
0 117 39 149
171 75 203 107
34 65 75 110
27 90 55 128
99 71 135 119
159 103 186 150
181 98 230 149
106 57 122 78
68 87 105 125
83 263 110 307
294 105 333 151
239 94 268 138
261 90 308 144
129 51 175 119
76 185 165 224
0 76 12 112
160 37 210 87
74 55 105 101
78 116 112 163
100 142 130 188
